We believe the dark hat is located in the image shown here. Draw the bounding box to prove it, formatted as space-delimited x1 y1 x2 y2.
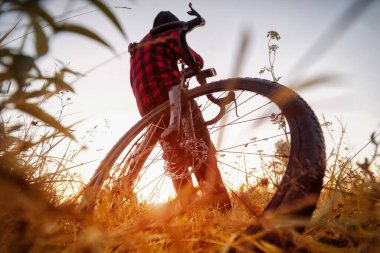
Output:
153 11 179 28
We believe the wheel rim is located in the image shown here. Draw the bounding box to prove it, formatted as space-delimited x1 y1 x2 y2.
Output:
86 78 325 218
98 82 293 211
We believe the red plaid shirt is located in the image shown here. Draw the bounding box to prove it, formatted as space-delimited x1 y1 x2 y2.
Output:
130 30 204 116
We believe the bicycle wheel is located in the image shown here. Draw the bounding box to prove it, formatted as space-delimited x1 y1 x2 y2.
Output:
80 78 325 218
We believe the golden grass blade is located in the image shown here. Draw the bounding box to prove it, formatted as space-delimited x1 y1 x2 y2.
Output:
56 24 112 51
89 0 130 41
292 74 338 91
31 17 48 56
0 19 21 46
14 102 75 140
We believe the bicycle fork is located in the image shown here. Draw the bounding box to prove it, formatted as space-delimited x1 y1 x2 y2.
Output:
160 84 182 141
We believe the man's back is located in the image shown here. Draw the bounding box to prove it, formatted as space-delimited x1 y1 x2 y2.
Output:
130 30 203 116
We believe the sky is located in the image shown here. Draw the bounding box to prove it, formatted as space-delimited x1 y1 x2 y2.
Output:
2 0 380 184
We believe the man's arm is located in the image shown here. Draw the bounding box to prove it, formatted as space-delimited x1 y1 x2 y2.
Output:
189 47 204 69
168 31 204 69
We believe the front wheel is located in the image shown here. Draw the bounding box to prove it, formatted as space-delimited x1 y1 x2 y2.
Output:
80 78 326 219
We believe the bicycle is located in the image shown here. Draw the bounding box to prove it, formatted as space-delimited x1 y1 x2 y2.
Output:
79 3 326 221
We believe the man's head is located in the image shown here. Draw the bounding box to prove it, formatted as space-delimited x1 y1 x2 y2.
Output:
153 11 179 28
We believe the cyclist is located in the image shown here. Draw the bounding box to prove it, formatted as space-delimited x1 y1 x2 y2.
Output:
129 11 230 210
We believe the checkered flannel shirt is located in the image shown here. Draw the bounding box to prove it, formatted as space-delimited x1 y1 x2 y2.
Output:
129 30 204 116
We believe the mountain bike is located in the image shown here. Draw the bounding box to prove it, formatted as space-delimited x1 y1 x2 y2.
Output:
79 3 326 220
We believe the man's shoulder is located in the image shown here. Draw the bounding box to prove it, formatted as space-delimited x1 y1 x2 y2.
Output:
136 30 179 47
140 33 152 42
129 29 179 56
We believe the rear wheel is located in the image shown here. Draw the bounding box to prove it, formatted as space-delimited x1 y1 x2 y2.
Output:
80 78 326 218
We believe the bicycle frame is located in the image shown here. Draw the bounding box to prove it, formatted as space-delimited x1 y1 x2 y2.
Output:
125 70 206 183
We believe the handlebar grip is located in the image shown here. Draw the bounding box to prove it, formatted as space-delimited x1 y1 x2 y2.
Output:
150 21 186 36
186 17 205 31
186 3 205 31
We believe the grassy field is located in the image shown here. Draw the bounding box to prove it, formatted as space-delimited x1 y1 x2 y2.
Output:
0 123 379 252
1 1 379 252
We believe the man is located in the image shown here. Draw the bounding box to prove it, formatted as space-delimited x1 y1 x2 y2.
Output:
129 11 230 210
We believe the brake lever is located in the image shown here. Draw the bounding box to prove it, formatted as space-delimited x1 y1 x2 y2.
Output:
187 2 201 20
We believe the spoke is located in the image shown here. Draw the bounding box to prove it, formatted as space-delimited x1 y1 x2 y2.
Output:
202 90 247 114
122 120 166 158
119 122 164 173
208 114 274 133
218 150 289 158
217 132 290 152
201 90 230 112
207 91 257 130
145 170 167 203
134 171 167 195
217 160 263 180
134 148 163 186
210 101 272 135
225 92 258 114
198 90 245 129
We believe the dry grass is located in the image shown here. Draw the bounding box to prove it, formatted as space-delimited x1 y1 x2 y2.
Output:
0 129 379 252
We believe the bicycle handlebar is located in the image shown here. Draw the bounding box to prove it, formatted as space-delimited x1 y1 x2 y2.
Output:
186 2 205 31
150 3 205 75
150 4 235 123
150 21 187 36
150 3 205 36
